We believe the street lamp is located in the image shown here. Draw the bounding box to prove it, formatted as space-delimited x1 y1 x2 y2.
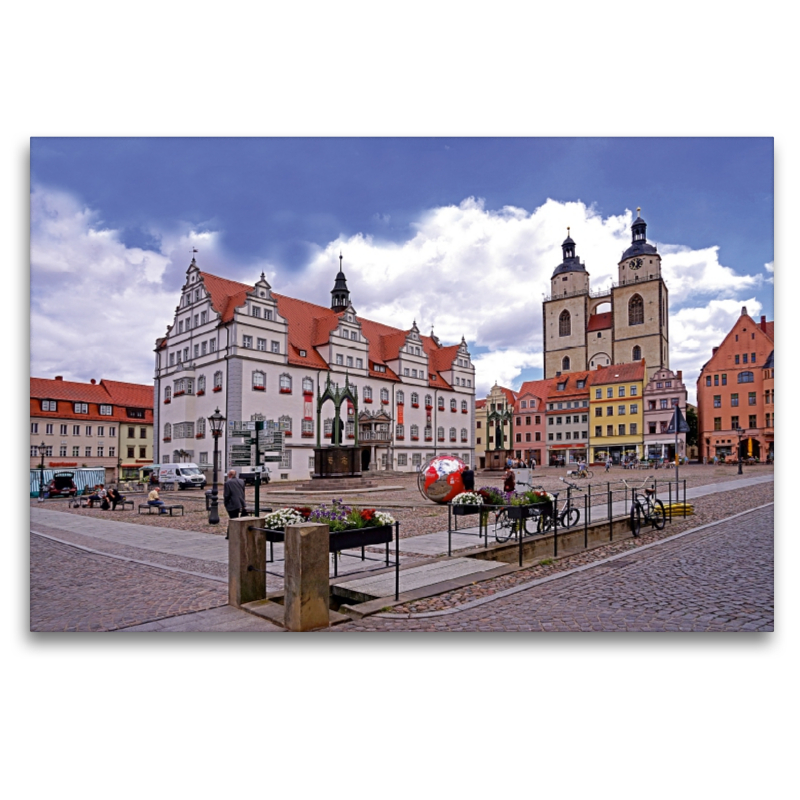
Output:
207 407 226 524
38 441 46 502
736 427 745 475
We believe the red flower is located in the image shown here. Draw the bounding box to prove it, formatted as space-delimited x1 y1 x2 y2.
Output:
293 506 312 519
360 509 375 522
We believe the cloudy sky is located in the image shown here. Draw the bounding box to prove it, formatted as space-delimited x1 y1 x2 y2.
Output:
30 137 772 404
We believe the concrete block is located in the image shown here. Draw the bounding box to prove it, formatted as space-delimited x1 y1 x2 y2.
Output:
284 522 330 631
228 515 267 607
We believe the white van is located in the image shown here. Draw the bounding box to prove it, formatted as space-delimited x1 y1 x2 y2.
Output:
158 463 207 490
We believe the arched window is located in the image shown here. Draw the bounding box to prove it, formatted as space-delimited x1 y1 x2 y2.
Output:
559 310 571 337
411 392 419 407
252 371 266 391
425 394 433 408
450 399 457 411
438 397 445 411
628 295 644 326
163 423 172 440
449 427 457 441
164 386 171 402
213 371 223 391
196 417 206 438
460 428 468 441
738 371 754 383
279 415 292 435
396 391 404 405
437 426 445 441
410 424 419 439
197 375 206 394
279 373 292 393
632 345 642 361
302 377 314 394
363 386 373 402
461 400 468 413
380 388 389 404
562 356 571 371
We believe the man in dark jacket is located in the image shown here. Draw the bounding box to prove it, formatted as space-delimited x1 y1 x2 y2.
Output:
223 470 247 519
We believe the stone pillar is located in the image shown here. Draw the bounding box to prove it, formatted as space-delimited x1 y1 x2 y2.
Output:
228 515 266 607
284 522 330 631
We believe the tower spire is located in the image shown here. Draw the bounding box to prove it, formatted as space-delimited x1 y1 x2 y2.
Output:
331 252 351 311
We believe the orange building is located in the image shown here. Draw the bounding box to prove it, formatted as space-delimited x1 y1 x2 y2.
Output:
514 378 552 466
696 307 774 462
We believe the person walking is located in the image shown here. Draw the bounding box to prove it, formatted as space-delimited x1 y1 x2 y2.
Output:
605 457 612 473
223 470 247 519
503 467 516 494
462 467 475 492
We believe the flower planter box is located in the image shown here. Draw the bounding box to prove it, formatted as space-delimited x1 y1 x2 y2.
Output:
397 400 404 406
279 388 292 394
196 390 205 396
396 436 404 441
213 387 222 393
301 432 314 438
174 391 185 397
412 403 419 408
425 437 433 441
462 409 468 413
164 399 171 404
330 524 393 552
253 386 266 391
508 502 553 519
163 438 171 442
453 505 483 516
196 434 205 439
411 436 419 441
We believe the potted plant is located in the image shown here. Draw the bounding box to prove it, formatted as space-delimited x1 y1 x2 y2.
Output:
450 491 483 516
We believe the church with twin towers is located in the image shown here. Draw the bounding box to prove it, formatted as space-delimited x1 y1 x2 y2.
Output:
542 210 669 383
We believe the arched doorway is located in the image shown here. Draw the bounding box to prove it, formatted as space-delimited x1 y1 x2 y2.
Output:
361 448 371 471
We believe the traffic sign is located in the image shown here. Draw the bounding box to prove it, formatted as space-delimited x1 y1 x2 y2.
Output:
262 454 283 461
230 421 256 430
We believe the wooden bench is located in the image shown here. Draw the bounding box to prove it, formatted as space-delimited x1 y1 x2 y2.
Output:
112 499 135 510
138 503 184 516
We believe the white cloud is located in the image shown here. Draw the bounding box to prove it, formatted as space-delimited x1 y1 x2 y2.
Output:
30 189 771 407
764 260 774 283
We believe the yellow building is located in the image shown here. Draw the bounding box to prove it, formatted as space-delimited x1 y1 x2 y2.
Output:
474 383 516 470
589 361 645 464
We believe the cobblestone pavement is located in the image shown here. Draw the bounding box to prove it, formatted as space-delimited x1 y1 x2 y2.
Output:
331 504 774 632
30 535 229 631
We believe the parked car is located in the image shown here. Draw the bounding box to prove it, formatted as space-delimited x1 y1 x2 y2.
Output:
238 466 271 486
47 472 78 498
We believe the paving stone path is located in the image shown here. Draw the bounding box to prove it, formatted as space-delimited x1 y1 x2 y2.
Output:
332 505 774 632
30 535 230 632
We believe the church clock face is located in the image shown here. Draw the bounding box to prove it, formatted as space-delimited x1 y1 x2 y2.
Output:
628 257 643 271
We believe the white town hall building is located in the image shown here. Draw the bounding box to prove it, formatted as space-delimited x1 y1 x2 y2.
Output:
153 256 476 481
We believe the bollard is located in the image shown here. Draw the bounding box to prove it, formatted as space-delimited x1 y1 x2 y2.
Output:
228 515 267 607
284 522 330 632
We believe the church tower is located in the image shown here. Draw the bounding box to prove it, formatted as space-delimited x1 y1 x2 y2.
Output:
331 253 351 312
543 230 590 378
611 209 669 381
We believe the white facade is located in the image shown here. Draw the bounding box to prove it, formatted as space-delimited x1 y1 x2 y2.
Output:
154 259 476 481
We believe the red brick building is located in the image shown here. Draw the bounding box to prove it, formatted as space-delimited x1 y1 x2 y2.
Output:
696 307 774 462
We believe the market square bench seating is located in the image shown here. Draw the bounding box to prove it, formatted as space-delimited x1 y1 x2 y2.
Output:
138 503 185 516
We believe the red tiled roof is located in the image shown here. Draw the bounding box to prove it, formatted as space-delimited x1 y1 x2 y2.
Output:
30 376 154 423
589 360 645 385
197 269 461 386
547 371 592 400
101 380 154 409
517 378 555 401
475 399 486 409
587 312 613 332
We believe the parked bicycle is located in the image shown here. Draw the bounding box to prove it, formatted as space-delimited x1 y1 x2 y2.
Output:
623 478 666 536
535 481 582 532
494 486 552 542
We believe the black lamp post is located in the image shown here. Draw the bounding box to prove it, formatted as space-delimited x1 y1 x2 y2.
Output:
208 407 226 524
38 441 46 502
736 427 745 475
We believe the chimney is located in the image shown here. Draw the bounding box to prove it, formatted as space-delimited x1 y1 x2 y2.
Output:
677 370 683 382
761 315 767 332
55 376 63 381
90 379 96 385
741 305 748 316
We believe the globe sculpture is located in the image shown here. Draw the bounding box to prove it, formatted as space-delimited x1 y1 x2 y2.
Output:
417 453 468 504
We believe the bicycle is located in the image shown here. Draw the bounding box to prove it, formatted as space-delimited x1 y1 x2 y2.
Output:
623 478 666 536
566 467 593 479
493 487 551 542
534 483 581 533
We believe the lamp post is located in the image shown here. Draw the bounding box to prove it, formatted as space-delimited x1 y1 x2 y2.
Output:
38 441 46 502
736 427 745 475
207 408 226 524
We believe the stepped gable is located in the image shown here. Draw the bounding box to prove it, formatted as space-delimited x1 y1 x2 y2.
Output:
198 269 458 384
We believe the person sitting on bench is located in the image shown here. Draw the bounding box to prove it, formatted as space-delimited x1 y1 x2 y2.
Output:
108 486 126 510
147 486 168 514
87 484 107 509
